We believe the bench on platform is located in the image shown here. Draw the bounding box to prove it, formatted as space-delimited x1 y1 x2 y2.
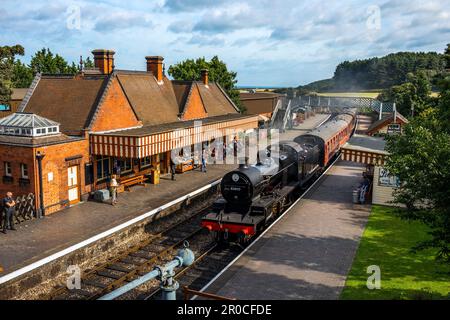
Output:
120 174 146 192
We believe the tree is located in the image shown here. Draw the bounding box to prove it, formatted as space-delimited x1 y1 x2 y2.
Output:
168 56 245 113
385 78 450 262
331 52 446 91
445 43 450 69
83 56 94 69
30 48 78 75
0 45 25 106
378 70 431 116
12 60 33 88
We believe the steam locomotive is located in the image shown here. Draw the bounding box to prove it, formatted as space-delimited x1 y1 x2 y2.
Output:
201 109 357 243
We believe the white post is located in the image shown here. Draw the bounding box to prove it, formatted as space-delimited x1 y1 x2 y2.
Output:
379 103 383 120
393 103 397 123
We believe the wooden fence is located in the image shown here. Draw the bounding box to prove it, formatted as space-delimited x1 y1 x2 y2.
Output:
1 193 36 226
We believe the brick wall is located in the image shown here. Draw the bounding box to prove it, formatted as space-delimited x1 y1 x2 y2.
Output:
90 78 141 132
0 138 90 215
0 145 36 199
35 138 90 215
181 85 208 120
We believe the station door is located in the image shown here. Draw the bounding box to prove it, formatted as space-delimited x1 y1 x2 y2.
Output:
67 165 80 205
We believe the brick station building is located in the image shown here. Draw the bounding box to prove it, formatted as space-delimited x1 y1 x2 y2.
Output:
0 49 258 215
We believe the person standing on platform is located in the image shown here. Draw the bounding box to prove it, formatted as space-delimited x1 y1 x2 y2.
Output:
170 157 177 181
110 175 119 206
2 192 16 233
202 149 207 173
233 136 238 158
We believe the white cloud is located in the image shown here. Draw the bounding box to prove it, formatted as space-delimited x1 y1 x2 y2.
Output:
1 0 449 86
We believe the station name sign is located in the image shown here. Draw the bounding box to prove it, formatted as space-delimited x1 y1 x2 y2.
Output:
378 167 400 187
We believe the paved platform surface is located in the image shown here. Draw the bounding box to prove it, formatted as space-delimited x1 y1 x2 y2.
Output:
203 160 371 300
0 164 236 274
0 113 330 276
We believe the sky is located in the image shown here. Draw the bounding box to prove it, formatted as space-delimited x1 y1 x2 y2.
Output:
1 0 449 87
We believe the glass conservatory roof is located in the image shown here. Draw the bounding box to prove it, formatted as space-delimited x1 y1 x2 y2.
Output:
0 112 59 128
0 112 60 137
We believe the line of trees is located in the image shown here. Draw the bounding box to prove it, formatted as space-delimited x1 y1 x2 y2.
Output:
168 56 244 113
0 45 94 106
297 47 449 93
333 51 446 90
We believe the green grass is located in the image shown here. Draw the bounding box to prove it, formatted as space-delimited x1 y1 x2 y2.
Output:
341 205 450 300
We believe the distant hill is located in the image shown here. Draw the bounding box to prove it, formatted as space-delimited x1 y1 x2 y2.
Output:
298 51 447 92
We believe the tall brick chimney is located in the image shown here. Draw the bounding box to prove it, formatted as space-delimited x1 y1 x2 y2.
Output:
146 56 164 82
201 69 209 86
92 49 115 74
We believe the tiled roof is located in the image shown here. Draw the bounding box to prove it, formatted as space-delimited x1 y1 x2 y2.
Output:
21 74 108 134
11 88 29 100
0 133 82 147
197 82 238 115
116 72 180 125
240 92 281 100
367 113 409 134
20 69 239 135
343 134 388 154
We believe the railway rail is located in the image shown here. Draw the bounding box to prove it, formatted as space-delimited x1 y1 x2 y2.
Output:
143 157 343 301
45 114 353 300
145 116 359 300
47 205 213 300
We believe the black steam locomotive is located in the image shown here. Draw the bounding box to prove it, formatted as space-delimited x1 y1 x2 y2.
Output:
201 110 356 243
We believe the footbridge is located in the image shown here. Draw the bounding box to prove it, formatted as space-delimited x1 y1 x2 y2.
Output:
270 95 395 131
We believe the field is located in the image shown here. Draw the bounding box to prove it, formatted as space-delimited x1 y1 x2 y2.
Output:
341 205 450 300
316 91 381 98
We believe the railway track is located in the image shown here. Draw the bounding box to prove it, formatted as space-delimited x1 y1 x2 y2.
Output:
142 244 240 300
47 116 351 300
144 154 345 301
47 205 213 300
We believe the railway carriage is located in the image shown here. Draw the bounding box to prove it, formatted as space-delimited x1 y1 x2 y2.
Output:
202 109 356 243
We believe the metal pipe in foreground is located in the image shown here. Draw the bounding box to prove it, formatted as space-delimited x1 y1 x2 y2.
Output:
98 243 195 300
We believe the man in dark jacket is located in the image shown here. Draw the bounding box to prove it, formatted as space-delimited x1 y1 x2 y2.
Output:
170 157 177 181
2 192 16 233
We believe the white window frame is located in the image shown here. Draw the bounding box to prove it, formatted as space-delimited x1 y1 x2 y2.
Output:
4 162 12 177
21 163 28 179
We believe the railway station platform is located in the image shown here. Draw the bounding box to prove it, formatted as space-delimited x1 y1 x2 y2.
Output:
0 164 236 275
200 160 371 300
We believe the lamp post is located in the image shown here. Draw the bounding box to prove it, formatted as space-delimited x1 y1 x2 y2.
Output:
36 151 46 218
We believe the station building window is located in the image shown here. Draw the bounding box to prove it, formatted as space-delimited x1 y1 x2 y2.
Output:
96 156 110 181
117 158 132 174
140 156 152 168
4 161 12 176
20 163 28 178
